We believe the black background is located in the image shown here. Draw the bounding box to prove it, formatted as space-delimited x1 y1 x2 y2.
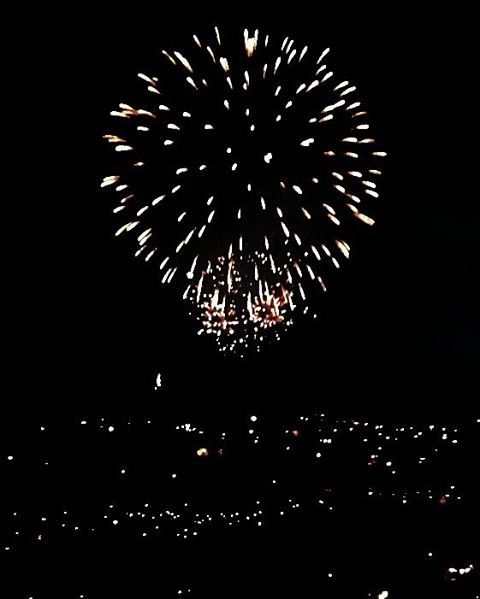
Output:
3 4 479 598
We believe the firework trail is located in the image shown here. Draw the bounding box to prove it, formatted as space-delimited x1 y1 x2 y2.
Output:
102 27 386 353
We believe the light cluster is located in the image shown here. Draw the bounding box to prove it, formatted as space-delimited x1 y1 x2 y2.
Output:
2 408 478 598
102 27 386 352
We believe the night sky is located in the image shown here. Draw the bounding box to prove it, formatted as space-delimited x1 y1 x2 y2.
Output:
3 6 479 598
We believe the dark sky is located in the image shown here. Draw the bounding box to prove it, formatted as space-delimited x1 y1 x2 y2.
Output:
17 6 476 419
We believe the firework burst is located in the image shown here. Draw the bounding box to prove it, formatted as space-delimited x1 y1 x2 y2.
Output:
101 27 386 353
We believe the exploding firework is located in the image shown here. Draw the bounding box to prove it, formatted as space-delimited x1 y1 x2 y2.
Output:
101 27 386 353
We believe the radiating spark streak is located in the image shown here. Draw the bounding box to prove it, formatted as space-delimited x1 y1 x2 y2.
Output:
104 135 126 143
193 34 201 48
220 57 229 72
346 101 361 111
311 245 322 261
115 145 134 152
317 48 330 63
287 49 297 64
152 195 165 206
145 249 156 262
138 73 157 85
115 222 139 236
215 26 221 46
318 114 333 124
293 262 303 279
336 240 350 258
347 193 361 203
159 104 171 111
138 228 152 242
206 46 216 63
161 268 172 284
162 50 177 65
244 29 259 57
328 214 341 226
101 176 120 188
340 86 356 96
322 100 345 113
355 212 375 225
321 71 333 83
186 77 198 90
292 185 303 195
323 204 336 215
274 57 282 74
280 222 290 238
300 138 314 147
